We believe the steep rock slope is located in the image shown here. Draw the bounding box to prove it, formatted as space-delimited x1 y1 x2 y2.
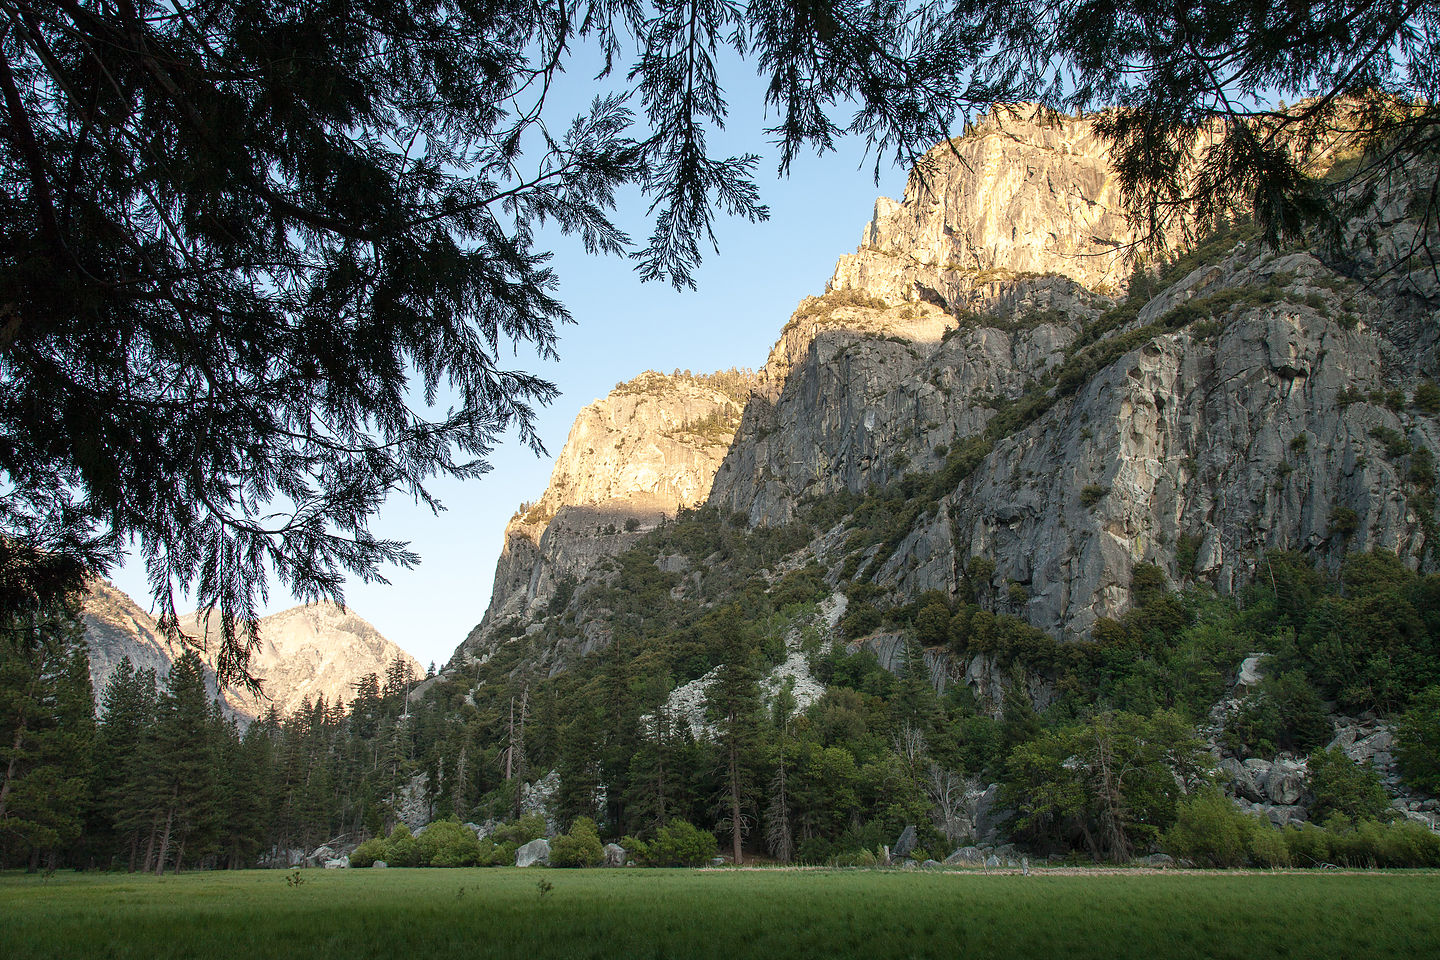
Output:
469 369 753 646
456 106 1440 667
825 104 1140 306
81 578 235 715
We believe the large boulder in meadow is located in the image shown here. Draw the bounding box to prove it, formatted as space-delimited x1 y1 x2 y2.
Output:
891 825 917 860
603 843 627 867
515 838 551 868
945 846 985 865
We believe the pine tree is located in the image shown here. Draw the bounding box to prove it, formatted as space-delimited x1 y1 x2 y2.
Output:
705 615 764 864
94 658 157 870
626 705 675 836
0 600 94 869
145 652 221 873
764 710 795 864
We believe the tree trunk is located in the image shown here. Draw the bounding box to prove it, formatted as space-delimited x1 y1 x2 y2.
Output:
728 730 743 865
0 723 27 824
142 821 157 874
653 710 668 827
154 804 175 876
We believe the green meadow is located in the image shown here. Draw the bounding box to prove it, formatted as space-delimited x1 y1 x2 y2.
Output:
3 868 1438 960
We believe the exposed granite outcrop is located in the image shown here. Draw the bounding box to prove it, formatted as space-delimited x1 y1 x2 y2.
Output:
182 602 419 719
827 105 1141 305
457 104 1439 668
463 370 753 653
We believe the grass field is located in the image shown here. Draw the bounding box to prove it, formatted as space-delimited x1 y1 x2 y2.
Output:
3 867 1438 959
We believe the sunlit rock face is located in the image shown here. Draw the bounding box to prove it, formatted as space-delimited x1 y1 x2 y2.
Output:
182 602 420 718
455 103 1440 671
470 370 754 642
83 579 416 720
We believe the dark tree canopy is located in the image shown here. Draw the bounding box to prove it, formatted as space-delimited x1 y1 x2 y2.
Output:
2 0 1435 685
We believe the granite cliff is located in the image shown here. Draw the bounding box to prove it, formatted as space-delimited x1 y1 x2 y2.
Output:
455 105 1440 674
471 368 754 647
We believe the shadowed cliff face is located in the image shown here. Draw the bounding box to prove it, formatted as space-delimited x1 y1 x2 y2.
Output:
456 105 1440 668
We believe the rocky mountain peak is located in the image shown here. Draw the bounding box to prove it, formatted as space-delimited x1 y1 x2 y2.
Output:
456 103 1439 675
468 368 757 646
828 104 1137 308
82 579 417 721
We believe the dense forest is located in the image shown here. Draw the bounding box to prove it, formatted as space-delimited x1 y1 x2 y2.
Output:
4 514 1440 871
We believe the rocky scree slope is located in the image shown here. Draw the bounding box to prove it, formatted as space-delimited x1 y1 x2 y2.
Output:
454 106 1440 679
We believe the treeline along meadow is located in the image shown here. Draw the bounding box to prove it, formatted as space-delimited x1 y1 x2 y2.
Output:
4 532 1440 871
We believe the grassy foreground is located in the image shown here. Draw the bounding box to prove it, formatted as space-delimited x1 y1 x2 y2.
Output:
3 867 1438 960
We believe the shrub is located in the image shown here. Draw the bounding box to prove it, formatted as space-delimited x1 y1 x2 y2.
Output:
349 836 389 868
1079 484 1109 507
1370 426 1412 458
1307 747 1391 825
1175 532 1202 574
1396 685 1440 793
1281 822 1333 867
1410 447 1437 490
485 840 519 866
643 820 717 866
1223 670 1331 756
1247 824 1291 867
1162 790 1252 867
828 846 883 867
418 819 483 867
1329 506 1359 538
914 598 952 646
1414 380 1440 414
1371 819 1440 867
386 823 422 867
493 813 548 845
840 602 882 640
550 817 605 867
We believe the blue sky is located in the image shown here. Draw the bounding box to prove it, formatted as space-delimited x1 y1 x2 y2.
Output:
108 58 917 670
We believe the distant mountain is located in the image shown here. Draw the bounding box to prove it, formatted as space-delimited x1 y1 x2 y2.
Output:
180 602 420 718
81 578 419 720
80 578 238 715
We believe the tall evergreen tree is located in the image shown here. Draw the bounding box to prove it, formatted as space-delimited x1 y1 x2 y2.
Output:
0 599 94 868
94 658 157 870
145 652 221 873
705 615 764 864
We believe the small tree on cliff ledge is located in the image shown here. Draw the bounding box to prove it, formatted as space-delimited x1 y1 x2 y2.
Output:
3 0 1434 684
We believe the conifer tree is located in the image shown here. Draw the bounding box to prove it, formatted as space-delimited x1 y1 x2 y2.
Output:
0 600 94 868
94 658 157 870
145 652 221 873
706 615 764 864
